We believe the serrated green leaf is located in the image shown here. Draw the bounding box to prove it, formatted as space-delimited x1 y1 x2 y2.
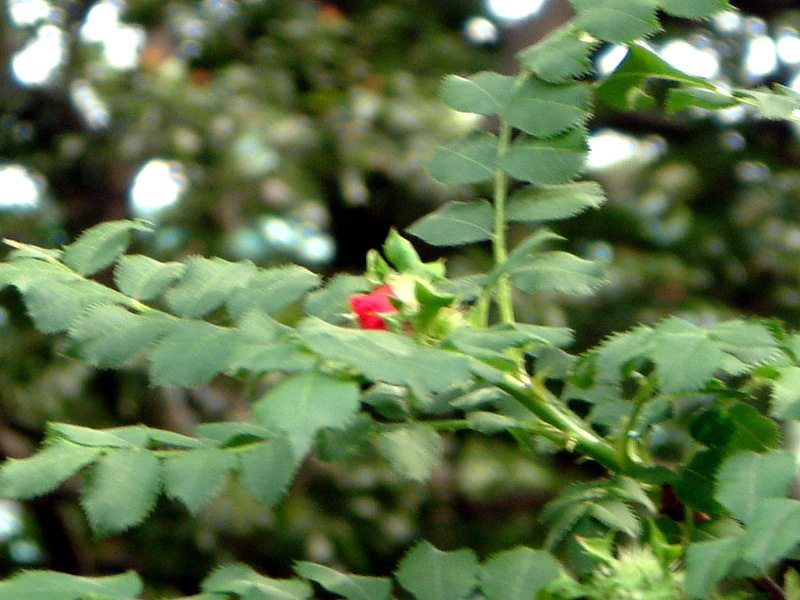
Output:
406 200 493 247
376 424 443 482
596 44 712 111
507 182 606 222
771 365 800 419
297 319 472 397
570 0 661 44
0 440 101 499
467 411 520 434
2 239 63 262
82 449 160 535
589 500 641 537
479 547 561 600
0 570 143 600
665 87 737 114
509 251 605 295
484 230 566 288
739 498 800 569
705 319 780 365
202 564 313 600
162 449 237 513
736 85 800 122
304 274 370 324
395 541 479 600
227 265 321 319
114 255 185 301
69 305 171 367
237 437 298 506
166 257 257 318
502 78 590 138
440 72 515 116
22 277 124 334
253 372 361 456
63 220 151 276
293 562 392 600
48 423 138 447
649 318 730 394
231 340 317 375
517 29 597 82
149 320 242 387
684 537 742 599
427 132 497 185
674 448 725 515
715 451 796 524
727 402 780 453
659 0 732 19
500 128 588 185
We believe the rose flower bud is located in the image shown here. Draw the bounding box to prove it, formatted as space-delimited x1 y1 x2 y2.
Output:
349 285 399 330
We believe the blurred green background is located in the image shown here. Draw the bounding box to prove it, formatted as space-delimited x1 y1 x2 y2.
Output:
2 0 800 596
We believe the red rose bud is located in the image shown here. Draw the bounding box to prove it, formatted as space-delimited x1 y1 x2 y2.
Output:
349 285 399 330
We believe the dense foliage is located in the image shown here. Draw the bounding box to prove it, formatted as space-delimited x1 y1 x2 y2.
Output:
5 0 800 599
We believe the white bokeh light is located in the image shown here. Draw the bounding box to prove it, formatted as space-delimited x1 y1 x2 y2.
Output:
80 0 145 70
587 129 639 172
659 39 720 79
743 35 778 79
129 159 188 218
596 44 629 76
486 0 547 22
11 24 65 86
8 0 52 26
0 165 45 211
777 31 800 65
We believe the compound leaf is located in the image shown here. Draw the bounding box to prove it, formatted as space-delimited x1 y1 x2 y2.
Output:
81 449 160 536
407 200 494 246
428 132 497 185
22 277 123 334
395 541 479 600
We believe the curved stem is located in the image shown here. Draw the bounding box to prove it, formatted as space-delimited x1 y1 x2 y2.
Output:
498 375 622 472
492 120 515 325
